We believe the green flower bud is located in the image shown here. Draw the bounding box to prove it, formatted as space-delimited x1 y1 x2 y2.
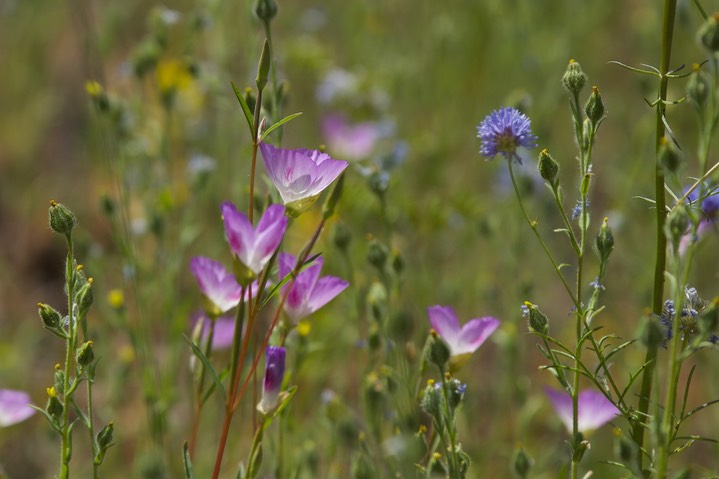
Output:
537 148 560 184
524 302 548 334
562 59 587 95
390 249 404 275
595 217 614 263
76 277 94 318
46 387 64 420
332 222 351 251
77 340 95 367
687 63 711 109
254 0 278 22
658 136 682 174
366 238 388 270
48 200 76 236
584 86 605 125
100 194 116 217
97 421 115 450
424 330 451 369
54 364 65 395
698 13 719 53
256 39 271 92
666 203 690 250
447 377 467 411
419 380 443 419
512 446 532 478
638 314 665 349
38 303 62 329
367 281 388 323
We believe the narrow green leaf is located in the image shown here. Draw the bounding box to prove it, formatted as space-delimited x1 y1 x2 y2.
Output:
231 81 255 136
183 442 196 479
183 334 226 401
259 112 303 142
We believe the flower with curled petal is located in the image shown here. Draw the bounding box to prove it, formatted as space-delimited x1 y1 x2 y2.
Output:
190 257 243 314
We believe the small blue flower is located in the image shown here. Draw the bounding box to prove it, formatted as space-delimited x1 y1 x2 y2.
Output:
477 107 538 163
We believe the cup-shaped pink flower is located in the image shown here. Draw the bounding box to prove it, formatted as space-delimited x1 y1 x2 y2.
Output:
190 256 242 314
222 202 288 280
427 305 500 371
322 114 383 161
0 389 35 427
260 142 349 214
278 253 349 322
545 388 620 433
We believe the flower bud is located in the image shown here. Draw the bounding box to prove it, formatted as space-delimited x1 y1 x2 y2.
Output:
97 422 115 450
595 217 614 263
366 238 388 270
512 446 533 478
257 346 286 415
131 40 162 78
256 39 271 92
698 13 719 52
46 387 63 420
49 200 76 236
76 277 94 318
38 303 62 329
54 364 65 395
537 149 559 184
254 0 278 22
419 380 442 419
658 136 682 174
523 302 548 334
332 222 351 251
687 64 711 109
390 249 404 275
77 340 95 367
447 377 467 411
562 59 587 96
584 86 605 125
424 330 451 369
666 203 690 249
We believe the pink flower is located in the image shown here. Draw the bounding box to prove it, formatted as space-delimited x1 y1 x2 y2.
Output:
190 311 238 350
427 305 499 371
322 114 383 161
257 346 286 414
278 253 349 322
0 389 35 427
190 257 243 313
545 388 620 433
222 202 288 276
260 142 348 213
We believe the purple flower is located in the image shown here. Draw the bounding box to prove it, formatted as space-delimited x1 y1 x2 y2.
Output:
545 388 619 433
190 257 243 313
257 346 286 414
477 107 538 163
222 202 288 276
260 142 349 213
322 114 383 161
190 311 238 350
680 187 719 254
278 253 349 322
0 389 35 427
427 305 500 371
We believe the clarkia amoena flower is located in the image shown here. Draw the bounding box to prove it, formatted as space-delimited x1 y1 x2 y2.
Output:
545 388 619 433
190 257 243 313
257 346 286 414
190 311 238 350
0 389 35 427
222 202 288 279
322 114 383 161
260 142 349 214
477 107 538 163
427 305 500 371
278 253 349 322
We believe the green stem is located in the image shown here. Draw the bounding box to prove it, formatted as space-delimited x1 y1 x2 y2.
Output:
633 0 677 466
60 236 76 479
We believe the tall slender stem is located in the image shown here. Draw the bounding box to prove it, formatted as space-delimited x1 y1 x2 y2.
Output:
60 236 76 479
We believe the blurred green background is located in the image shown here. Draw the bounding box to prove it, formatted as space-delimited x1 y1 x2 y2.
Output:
2 0 719 477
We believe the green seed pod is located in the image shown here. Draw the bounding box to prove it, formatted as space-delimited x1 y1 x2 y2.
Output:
254 0 278 22
562 59 587 95
48 200 76 236
77 340 95 367
584 86 605 125
524 302 548 335
595 217 614 263
537 148 560 184
38 303 62 329
666 203 690 249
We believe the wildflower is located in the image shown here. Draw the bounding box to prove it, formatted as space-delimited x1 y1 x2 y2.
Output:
260 142 349 214
257 346 286 414
190 311 238 350
680 187 719 254
427 305 500 371
278 253 349 322
322 114 384 161
190 257 243 313
222 202 288 279
545 388 619 433
477 107 537 163
0 389 35 427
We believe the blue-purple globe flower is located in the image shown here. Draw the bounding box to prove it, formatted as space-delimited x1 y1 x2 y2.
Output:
477 107 538 163
680 186 719 254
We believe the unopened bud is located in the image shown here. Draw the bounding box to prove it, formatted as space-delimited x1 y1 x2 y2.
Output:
77 341 95 367
562 59 587 96
46 387 63 419
38 303 62 329
256 39 271 92
537 149 559 184
424 330 451 370
595 218 614 263
666 203 690 249
658 136 682 174
54 364 65 395
254 0 278 22
49 200 76 236
584 86 604 125
698 13 719 52
419 380 443 419
97 422 115 450
524 302 548 334
512 446 533 478
687 64 711 109
366 238 388 270
332 222 351 251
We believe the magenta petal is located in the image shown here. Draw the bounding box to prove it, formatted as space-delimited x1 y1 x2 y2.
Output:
545 388 574 432
222 202 254 263
278 252 296 281
577 390 620 432
428 305 461 348
190 257 241 313
210 315 236 350
307 276 349 314
0 389 35 427
309 157 349 195
253 204 288 269
455 317 500 356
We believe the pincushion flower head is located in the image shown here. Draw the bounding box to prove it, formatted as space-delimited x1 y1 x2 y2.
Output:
477 107 538 163
260 142 349 214
545 388 619 433
427 305 500 371
190 257 243 314
222 202 288 282
257 346 286 414
0 389 35 427
278 253 349 323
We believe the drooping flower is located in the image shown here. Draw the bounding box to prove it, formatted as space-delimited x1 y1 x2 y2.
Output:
278 253 349 322
222 202 288 279
190 257 242 313
322 114 384 161
477 107 538 163
260 142 349 213
190 311 238 350
0 389 35 427
257 346 286 414
427 305 500 371
545 388 619 433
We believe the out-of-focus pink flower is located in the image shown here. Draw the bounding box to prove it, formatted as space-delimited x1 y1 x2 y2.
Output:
322 114 383 161
222 202 288 277
0 389 35 427
190 257 243 313
427 305 500 370
190 311 238 350
278 253 348 322
260 142 348 214
545 388 619 433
